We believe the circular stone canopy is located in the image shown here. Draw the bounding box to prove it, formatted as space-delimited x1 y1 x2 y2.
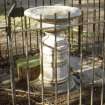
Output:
24 6 81 22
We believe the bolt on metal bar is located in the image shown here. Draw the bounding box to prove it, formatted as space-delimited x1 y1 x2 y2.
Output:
13 18 18 55
79 11 83 105
90 9 96 105
24 16 31 105
54 13 58 105
40 14 44 105
8 16 16 105
67 12 71 105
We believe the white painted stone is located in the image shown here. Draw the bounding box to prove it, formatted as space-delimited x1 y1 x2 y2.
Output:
24 6 81 21
40 32 69 83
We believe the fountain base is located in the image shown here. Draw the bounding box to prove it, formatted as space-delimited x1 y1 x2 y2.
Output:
30 75 79 94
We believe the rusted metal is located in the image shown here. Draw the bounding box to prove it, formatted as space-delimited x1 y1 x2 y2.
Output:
90 9 96 105
24 16 31 105
7 16 16 105
67 12 71 105
79 11 83 105
54 13 58 105
40 14 44 105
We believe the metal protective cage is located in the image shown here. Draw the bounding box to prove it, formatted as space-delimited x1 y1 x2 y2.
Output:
0 0 105 105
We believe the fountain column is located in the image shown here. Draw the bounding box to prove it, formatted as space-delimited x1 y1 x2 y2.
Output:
24 5 81 93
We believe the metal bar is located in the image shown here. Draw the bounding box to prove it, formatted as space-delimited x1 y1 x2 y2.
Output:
100 1 105 104
21 17 25 55
40 15 44 105
54 13 58 105
29 19 32 51
71 25 73 49
79 12 83 105
90 9 96 105
11 20 105 33
79 0 81 7
100 21 105 105
42 0 44 6
50 0 52 5
97 0 101 55
8 16 16 105
34 0 37 6
36 30 39 49
64 0 66 6
27 0 32 52
24 16 31 105
8 3 16 17
13 18 18 55
20 0 25 55
78 0 82 54
67 12 71 105
4 0 9 58
86 0 89 53
4 0 7 25
72 0 73 7
28 0 30 8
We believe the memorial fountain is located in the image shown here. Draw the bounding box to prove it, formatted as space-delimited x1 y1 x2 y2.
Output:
24 5 81 93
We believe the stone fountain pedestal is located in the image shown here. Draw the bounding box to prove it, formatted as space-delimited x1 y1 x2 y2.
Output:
24 5 81 93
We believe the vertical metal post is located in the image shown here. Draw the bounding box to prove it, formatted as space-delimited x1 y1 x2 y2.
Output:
34 0 37 6
100 0 105 104
100 19 105 105
8 16 16 105
90 9 96 105
64 0 66 5
13 18 17 55
20 0 25 55
67 12 71 105
40 15 44 105
4 0 9 58
28 0 32 52
36 30 39 49
50 0 52 5
54 13 58 105
24 16 31 105
97 0 101 54
78 0 82 54
79 12 83 105
86 0 89 53
72 0 73 6
42 0 44 6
